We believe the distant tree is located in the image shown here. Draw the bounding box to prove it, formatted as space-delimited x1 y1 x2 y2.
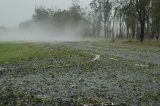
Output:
121 1 137 39
103 0 112 38
134 0 151 42
114 5 123 39
116 0 151 42
151 0 160 40
90 0 112 38
19 20 33 30
32 6 51 24
90 1 102 37
0 26 7 34
69 1 82 25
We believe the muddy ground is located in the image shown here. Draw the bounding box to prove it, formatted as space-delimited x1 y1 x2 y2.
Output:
0 42 160 106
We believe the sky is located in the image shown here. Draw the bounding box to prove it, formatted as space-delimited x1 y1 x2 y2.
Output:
0 0 91 27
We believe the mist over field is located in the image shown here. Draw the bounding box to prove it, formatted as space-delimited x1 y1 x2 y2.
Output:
0 24 81 42
0 0 91 42
0 14 84 42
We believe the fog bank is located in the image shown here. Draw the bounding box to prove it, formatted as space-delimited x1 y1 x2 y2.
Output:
0 27 83 42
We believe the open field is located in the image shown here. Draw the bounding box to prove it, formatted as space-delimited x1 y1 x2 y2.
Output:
0 43 49 64
0 41 160 106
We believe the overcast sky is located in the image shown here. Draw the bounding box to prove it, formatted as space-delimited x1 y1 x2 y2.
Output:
0 0 91 27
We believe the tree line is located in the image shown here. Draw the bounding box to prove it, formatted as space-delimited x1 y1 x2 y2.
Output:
19 0 160 42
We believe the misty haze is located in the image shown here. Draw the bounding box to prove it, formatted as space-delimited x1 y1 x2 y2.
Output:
0 0 160 106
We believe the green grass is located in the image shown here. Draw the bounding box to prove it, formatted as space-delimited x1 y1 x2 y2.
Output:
93 38 160 47
120 39 160 47
0 43 49 64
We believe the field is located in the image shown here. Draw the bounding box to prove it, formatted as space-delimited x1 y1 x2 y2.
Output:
0 43 49 64
0 41 160 106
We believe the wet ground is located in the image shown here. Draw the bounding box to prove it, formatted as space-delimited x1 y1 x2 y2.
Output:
0 42 160 106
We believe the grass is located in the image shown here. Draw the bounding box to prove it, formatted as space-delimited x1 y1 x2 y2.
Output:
91 38 160 47
0 43 49 64
120 39 160 47
0 42 160 105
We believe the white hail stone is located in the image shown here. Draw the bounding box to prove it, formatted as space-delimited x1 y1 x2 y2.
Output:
91 55 100 62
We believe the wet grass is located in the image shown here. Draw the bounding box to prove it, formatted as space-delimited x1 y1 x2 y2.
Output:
94 38 160 48
0 43 49 64
116 39 160 47
0 89 49 106
0 42 160 106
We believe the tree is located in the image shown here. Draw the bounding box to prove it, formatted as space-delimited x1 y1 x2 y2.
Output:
103 0 112 38
90 0 112 38
151 0 160 40
114 5 123 39
19 20 33 30
131 0 151 42
114 0 129 39
121 1 137 39
32 6 50 24
116 0 151 42
90 0 103 37
0 26 7 34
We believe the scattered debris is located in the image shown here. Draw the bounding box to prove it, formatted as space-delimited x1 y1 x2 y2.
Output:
83 103 93 106
101 102 115 106
111 102 115 106
36 95 52 100
91 55 100 62
110 58 118 61
0 68 6 71
135 64 149 67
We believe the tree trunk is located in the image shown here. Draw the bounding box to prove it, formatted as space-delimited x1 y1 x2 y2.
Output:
156 25 159 40
104 21 107 38
127 25 129 39
139 9 146 42
140 20 145 42
112 20 115 42
119 17 122 39
132 25 136 39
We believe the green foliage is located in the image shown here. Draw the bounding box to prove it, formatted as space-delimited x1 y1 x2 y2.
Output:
33 6 51 23
0 43 49 64
32 5 83 28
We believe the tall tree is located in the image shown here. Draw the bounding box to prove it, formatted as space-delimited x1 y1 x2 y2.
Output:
103 0 112 38
132 0 151 42
90 0 112 38
90 0 102 37
151 0 160 40
116 0 151 42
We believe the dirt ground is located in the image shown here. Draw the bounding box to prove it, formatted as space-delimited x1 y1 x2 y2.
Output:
0 42 160 106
